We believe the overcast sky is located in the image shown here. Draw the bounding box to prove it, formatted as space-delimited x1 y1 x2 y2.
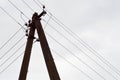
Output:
0 0 120 80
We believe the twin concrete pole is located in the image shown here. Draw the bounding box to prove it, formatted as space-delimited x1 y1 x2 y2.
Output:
19 11 60 80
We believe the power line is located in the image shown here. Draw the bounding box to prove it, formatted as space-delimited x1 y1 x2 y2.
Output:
43 20 118 80
2 0 119 79
34 1 105 80
33 0 54 18
20 12 26 23
49 15 120 77
46 32 106 80
0 39 34 74
0 7 25 31
52 49 94 80
0 27 22 50
33 0 43 9
0 35 25 60
22 0 35 12
37 0 44 7
43 15 52 29
0 52 24 74
42 6 120 77
8 0 29 19
0 43 25 67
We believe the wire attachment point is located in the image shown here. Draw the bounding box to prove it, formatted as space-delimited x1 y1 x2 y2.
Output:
38 5 47 18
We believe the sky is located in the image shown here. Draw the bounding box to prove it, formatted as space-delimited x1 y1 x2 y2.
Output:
0 0 120 80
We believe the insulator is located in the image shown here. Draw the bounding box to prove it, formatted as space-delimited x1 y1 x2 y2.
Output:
43 5 45 9
26 29 28 33
26 34 28 36
28 20 31 24
25 23 28 26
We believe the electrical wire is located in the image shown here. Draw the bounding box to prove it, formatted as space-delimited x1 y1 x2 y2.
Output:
20 12 26 23
13 0 117 80
0 0 33 76
33 0 43 9
22 0 35 12
52 49 94 80
43 14 52 29
0 36 33 74
43 20 118 80
0 51 24 74
46 32 106 80
37 0 44 6
0 39 35 74
0 43 25 67
1 0 119 78
33 0 53 17
0 27 22 51
0 6 25 31
32 1 108 79
8 0 29 20
0 35 25 60
39 3 120 75
49 15 120 77
40 5 120 77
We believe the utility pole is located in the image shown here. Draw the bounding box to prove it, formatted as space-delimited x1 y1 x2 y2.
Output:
19 9 60 80
34 12 61 80
19 21 35 80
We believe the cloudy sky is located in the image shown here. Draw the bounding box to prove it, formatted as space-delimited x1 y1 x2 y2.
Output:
0 0 120 80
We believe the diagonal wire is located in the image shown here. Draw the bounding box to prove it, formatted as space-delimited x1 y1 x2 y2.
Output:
46 32 106 80
2 0 118 78
20 12 26 23
17 0 117 80
0 51 24 74
0 35 25 59
33 0 43 9
0 7 25 31
0 42 25 67
43 20 118 80
0 38 34 74
22 0 35 12
37 0 44 6
50 15 120 77
8 0 29 19
43 14 52 29
52 49 94 80
34 0 106 80
40 5 120 76
0 27 23 50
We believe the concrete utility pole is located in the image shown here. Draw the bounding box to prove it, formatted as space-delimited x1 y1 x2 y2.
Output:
19 10 60 80
34 12 61 80
19 21 35 80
